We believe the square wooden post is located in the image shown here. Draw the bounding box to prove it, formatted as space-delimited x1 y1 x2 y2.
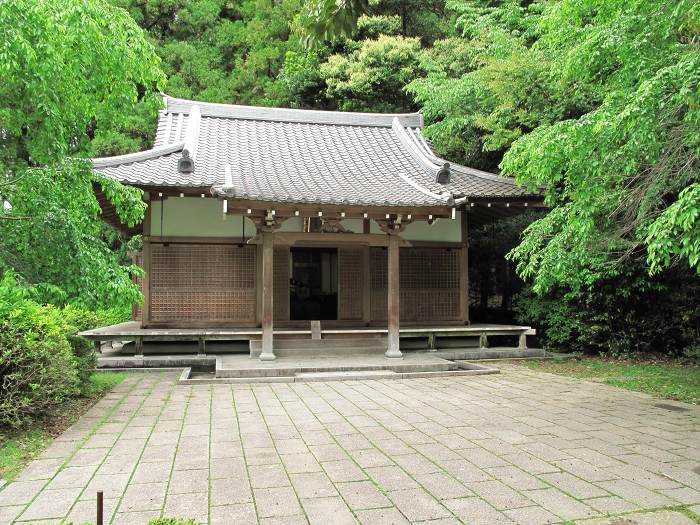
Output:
141 198 152 328
260 231 276 361
385 233 402 359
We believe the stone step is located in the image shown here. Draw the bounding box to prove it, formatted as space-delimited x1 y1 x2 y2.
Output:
249 337 387 358
215 356 456 378
185 366 500 384
433 347 545 360
251 337 388 349
295 370 398 381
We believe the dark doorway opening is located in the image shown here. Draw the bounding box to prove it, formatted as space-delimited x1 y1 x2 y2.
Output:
290 248 338 320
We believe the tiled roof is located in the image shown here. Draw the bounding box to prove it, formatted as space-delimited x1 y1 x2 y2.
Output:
91 95 538 207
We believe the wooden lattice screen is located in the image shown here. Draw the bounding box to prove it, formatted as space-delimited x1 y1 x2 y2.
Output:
149 243 256 324
370 247 461 322
338 247 364 320
273 247 290 322
131 252 143 321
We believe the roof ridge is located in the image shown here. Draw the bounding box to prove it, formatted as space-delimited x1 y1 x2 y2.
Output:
403 127 523 188
91 141 184 168
164 95 424 128
392 118 442 174
397 172 450 203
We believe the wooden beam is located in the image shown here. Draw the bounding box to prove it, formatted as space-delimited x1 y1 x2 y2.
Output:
385 233 402 359
145 235 250 245
244 231 413 247
226 200 453 221
260 231 275 361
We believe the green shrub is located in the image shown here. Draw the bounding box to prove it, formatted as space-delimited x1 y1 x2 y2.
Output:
515 265 700 359
68 335 97 395
0 272 130 427
62 304 131 333
0 276 80 427
61 305 131 394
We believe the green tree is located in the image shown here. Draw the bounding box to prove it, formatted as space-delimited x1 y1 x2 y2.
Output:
502 0 700 290
409 0 700 289
114 0 304 109
0 0 164 308
321 35 425 112
407 0 550 171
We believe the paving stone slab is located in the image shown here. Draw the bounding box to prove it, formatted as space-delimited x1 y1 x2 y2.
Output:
5 368 700 525
443 496 515 524
210 502 257 525
17 487 82 521
163 492 209 523
302 496 358 525
254 486 302 518
355 507 411 525
290 471 338 499
387 488 452 521
581 510 697 525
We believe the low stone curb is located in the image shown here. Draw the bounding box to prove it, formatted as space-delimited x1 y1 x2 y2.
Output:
177 361 500 384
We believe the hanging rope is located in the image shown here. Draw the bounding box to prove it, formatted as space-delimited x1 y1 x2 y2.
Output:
239 214 245 248
160 193 164 242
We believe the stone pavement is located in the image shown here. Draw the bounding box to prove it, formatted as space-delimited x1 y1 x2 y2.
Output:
1 365 699 525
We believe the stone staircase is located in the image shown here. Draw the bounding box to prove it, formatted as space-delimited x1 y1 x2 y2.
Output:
248 336 388 359
213 352 466 380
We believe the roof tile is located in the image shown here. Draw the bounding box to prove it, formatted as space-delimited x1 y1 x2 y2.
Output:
92 96 540 207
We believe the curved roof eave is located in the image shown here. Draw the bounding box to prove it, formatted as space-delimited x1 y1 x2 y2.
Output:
91 141 185 168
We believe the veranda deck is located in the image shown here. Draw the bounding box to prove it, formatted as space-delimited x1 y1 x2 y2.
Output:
79 321 537 356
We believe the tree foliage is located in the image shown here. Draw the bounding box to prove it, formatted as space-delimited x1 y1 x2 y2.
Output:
502 0 700 292
0 0 164 308
405 0 700 290
3 0 696 356
299 0 700 355
321 35 425 112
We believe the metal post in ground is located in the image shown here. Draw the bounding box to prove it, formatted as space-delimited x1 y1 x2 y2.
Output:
96 490 103 525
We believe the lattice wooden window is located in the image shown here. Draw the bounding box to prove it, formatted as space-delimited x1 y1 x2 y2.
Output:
149 244 256 323
370 247 461 322
273 247 290 322
370 248 388 321
131 252 143 321
338 247 364 320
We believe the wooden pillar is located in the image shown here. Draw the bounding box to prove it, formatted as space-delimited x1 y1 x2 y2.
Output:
260 231 276 361
460 210 470 325
141 199 152 328
385 233 402 359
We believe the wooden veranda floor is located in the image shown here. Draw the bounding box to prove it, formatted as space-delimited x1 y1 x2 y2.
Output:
79 321 535 341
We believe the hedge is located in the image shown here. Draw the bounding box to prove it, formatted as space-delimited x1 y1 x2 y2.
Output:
0 272 130 427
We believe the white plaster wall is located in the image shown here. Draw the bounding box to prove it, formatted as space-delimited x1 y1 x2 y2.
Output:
279 216 304 232
149 198 462 242
340 218 364 233
402 211 462 242
149 198 256 237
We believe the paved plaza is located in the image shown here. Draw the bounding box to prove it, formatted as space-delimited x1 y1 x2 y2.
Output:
1 365 700 524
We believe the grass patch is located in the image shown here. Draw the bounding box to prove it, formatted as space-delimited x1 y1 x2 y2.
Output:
0 372 127 482
522 357 700 404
